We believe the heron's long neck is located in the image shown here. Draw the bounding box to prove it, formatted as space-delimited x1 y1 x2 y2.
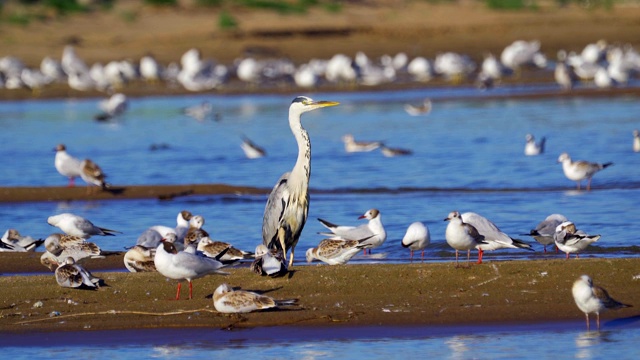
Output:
289 114 311 191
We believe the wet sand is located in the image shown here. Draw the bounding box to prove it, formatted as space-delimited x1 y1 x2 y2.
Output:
0 253 637 333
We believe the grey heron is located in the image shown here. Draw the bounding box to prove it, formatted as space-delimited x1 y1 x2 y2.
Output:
262 96 339 267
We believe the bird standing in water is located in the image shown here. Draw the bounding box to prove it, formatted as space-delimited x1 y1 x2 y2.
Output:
262 96 339 268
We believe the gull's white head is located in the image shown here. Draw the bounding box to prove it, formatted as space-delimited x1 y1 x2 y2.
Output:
444 211 461 222
305 248 316 263
558 152 571 163
254 244 269 257
214 283 233 297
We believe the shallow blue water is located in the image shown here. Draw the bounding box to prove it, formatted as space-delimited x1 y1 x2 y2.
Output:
2 321 640 359
1 86 639 260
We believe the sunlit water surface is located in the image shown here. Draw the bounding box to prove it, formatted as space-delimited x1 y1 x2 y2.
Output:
1 86 639 260
1 86 640 357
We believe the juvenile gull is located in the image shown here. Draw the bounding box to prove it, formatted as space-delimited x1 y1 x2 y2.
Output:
305 237 370 265
124 245 157 272
240 135 267 159
341 133 383 153
572 275 631 330
213 283 299 313
557 152 613 191
55 257 102 289
41 233 104 271
1 229 44 252
318 208 386 255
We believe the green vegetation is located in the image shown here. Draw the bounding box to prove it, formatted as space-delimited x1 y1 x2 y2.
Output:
143 0 177 6
218 10 238 29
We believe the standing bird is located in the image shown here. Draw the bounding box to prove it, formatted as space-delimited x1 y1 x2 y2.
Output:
80 158 108 192
317 208 386 255
401 222 431 261
524 134 546 156
557 152 613 191
53 144 82 187
262 96 339 268
154 234 231 300
526 214 568 253
460 212 533 263
444 211 486 268
633 129 640 153
213 283 299 313
572 275 631 330
47 213 120 238
305 237 370 265
554 221 600 259
55 257 102 289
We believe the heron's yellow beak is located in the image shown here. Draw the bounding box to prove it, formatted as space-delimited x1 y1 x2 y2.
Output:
314 101 340 108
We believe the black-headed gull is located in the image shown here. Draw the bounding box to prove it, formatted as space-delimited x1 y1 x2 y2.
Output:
124 245 157 272
41 233 104 271
401 222 431 261
524 134 545 156
181 101 215 122
213 283 299 313
572 275 632 330
444 211 486 268
95 93 128 121
318 208 386 255
250 244 287 277
305 238 370 265
557 152 613 191
154 234 232 300
54 144 82 187
341 134 383 153
136 210 193 248
459 212 533 263
55 257 102 289
553 221 600 259
1 229 44 252
47 213 120 238
525 214 568 253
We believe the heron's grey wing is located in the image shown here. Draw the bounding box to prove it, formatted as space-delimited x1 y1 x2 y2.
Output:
262 172 290 248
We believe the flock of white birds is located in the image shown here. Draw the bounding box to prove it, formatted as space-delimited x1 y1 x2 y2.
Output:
1 39 639 97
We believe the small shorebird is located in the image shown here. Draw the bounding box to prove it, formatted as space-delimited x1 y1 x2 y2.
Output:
557 152 613 191
318 208 386 255
213 283 299 313
47 213 120 238
305 237 370 265
404 98 432 116
341 134 383 153
524 134 545 156
572 275 631 330
553 221 600 259
525 214 568 253
401 222 431 261
444 211 486 268
55 257 102 289
54 144 82 187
